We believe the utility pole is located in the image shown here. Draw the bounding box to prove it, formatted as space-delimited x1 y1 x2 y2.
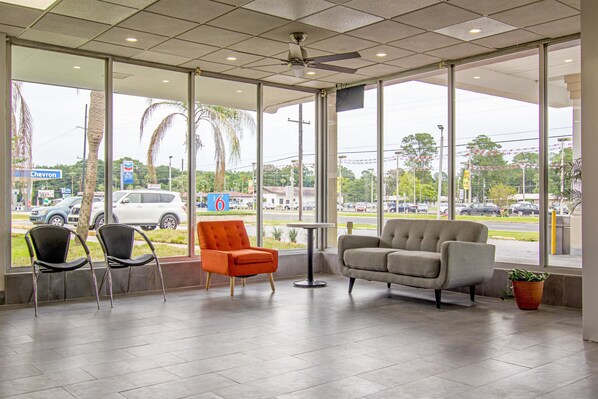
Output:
168 155 173 191
288 104 310 220
369 168 374 204
290 160 296 210
436 125 444 219
395 151 401 213
521 164 526 202
338 155 346 206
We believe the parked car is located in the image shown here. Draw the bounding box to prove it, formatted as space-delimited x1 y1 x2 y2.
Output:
263 201 276 210
388 203 417 213
440 203 468 215
416 203 429 213
460 203 501 216
68 190 187 230
196 201 207 208
550 203 570 215
302 201 316 210
354 202 367 212
511 203 540 215
30 196 101 226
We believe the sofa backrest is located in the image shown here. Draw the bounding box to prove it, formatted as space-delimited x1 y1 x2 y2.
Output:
379 219 488 252
197 220 251 251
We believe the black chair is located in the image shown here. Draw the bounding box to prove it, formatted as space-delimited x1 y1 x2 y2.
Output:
97 224 166 307
25 225 100 316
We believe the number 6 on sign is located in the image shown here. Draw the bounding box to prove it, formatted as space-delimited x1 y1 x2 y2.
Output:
207 193 229 212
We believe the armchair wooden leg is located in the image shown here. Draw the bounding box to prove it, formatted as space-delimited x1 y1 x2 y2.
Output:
205 272 212 291
268 273 275 293
230 276 235 297
243 278 246 287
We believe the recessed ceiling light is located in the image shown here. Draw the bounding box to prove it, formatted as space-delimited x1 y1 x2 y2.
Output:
125 37 138 42
226 56 237 61
306 71 316 75
0 0 54 10
73 66 81 70
375 52 387 57
473 76 480 79
564 59 573 63
162 80 170 83
236 90 243 93
469 28 482 34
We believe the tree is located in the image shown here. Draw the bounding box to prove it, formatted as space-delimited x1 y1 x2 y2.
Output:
400 133 437 178
76 91 105 240
468 135 507 202
139 101 255 191
489 183 516 210
11 81 33 206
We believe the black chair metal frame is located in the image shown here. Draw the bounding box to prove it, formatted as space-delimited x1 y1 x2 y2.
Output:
97 224 166 307
25 225 100 317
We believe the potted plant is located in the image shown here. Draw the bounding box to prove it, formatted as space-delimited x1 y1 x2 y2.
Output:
507 269 550 310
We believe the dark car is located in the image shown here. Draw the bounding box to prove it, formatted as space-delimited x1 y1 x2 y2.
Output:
30 196 101 226
460 203 501 216
512 203 539 215
388 203 417 213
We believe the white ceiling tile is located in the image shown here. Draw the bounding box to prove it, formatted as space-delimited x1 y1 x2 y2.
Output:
448 0 540 16
244 58 289 74
389 32 462 53
299 6 383 33
526 15 580 37
151 38 219 58
95 27 167 49
385 53 441 69
0 3 42 27
214 0 252 5
263 74 307 85
19 29 88 47
491 0 578 28
52 0 137 25
80 40 145 57
471 29 543 48
223 68 273 79
179 59 235 73
425 42 492 60
243 0 334 20
100 0 157 8
557 0 580 10
119 11 198 36
199 48 263 66
229 37 290 57
207 8 289 35
344 0 439 18
287 68 338 79
347 20 424 43
33 14 109 38
326 57 374 69
132 50 192 65
0 23 25 36
260 22 337 45
393 3 481 31
308 34 377 53
147 0 234 24
321 71 366 83
435 17 517 41
359 45 415 62
177 25 249 47
358 63 405 77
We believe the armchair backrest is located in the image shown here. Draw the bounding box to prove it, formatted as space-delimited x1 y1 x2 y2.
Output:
26 225 70 263
197 220 251 251
97 224 135 259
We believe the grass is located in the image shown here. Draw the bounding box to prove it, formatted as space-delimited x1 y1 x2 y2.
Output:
488 230 539 242
339 212 539 224
197 210 256 216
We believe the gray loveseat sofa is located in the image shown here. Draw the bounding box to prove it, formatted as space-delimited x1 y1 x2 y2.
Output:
338 219 495 308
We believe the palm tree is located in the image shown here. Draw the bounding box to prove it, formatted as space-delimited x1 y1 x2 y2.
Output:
139 101 255 191
11 81 33 206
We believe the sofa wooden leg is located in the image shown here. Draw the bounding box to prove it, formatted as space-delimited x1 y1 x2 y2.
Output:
205 272 212 291
435 289 441 309
348 278 356 293
269 273 275 292
230 277 235 297
470 285 475 302
387 282 391 289
243 278 246 287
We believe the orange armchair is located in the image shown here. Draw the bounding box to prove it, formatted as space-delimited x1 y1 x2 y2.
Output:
197 220 278 296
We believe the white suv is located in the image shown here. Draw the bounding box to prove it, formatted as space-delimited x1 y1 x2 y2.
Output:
68 190 187 230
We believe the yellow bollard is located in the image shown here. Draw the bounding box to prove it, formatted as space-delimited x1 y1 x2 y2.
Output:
551 209 557 255
347 221 353 235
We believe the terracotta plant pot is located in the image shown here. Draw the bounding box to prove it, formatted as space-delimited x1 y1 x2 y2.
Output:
512 280 545 310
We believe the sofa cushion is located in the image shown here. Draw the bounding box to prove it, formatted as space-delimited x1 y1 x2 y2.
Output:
343 248 397 272
231 249 273 265
387 250 441 278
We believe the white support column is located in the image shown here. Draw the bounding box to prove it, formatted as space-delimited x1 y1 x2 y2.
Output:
582 0 598 342
326 93 338 247
1 34 8 294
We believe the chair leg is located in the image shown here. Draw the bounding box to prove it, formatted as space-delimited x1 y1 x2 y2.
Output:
90 267 100 310
126 267 132 294
348 277 356 294
155 258 166 302
470 285 476 302
98 269 108 292
435 289 442 309
268 273 275 293
63 271 68 301
230 277 235 297
32 268 39 317
242 278 247 287
205 272 212 290
107 268 114 308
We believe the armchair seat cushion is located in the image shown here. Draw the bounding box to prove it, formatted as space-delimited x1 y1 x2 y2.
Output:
107 253 155 268
36 257 89 272
231 249 273 265
343 248 397 272
387 250 441 278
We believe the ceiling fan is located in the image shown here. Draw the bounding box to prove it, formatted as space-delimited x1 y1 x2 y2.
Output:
275 32 361 78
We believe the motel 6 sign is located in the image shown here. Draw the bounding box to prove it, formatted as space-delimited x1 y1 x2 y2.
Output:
207 193 229 211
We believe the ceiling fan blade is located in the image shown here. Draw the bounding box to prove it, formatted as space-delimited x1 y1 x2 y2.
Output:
308 64 357 74
309 51 361 64
289 43 304 60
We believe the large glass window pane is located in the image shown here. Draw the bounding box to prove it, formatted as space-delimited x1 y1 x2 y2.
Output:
11 47 105 266
455 51 540 265
112 63 188 258
547 40 581 268
194 77 257 252
337 85 378 236
383 74 448 224
263 87 315 249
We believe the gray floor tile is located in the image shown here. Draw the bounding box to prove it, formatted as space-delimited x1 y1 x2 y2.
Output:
365 376 471 399
276 376 386 399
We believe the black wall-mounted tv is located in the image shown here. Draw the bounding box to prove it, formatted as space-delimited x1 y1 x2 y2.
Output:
336 84 365 112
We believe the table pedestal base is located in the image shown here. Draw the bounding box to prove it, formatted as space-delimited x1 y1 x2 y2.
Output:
294 279 327 288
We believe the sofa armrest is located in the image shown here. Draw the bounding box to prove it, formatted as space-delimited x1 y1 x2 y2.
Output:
200 249 234 275
438 241 495 290
337 235 381 268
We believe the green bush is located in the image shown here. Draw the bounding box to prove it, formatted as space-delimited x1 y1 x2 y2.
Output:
272 227 283 241
288 228 298 243
507 268 550 282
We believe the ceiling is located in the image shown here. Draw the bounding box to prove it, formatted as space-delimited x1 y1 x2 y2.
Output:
0 0 581 92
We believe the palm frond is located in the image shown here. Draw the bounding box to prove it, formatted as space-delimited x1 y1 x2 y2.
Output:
146 112 184 183
139 100 183 141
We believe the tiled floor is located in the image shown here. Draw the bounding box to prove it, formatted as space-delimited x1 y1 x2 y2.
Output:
0 275 596 399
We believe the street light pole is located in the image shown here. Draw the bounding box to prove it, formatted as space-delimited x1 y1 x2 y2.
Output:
436 124 444 219
369 168 374 204
168 155 173 191
395 151 401 213
338 155 346 206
